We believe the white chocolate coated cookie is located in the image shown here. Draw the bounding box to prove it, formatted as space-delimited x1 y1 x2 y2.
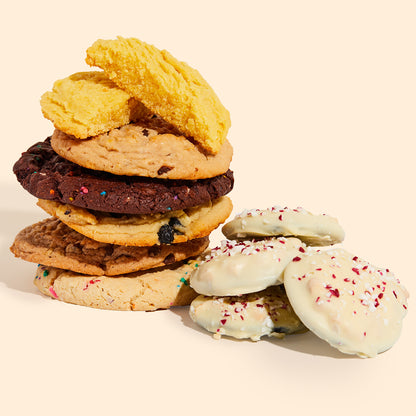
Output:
190 286 306 341
222 206 345 246
190 237 304 296
284 248 409 357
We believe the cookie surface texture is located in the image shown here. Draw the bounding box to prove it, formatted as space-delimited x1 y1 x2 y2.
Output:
283 248 409 357
10 218 209 276
222 206 345 246
190 286 306 341
51 122 233 179
13 138 234 214
190 237 304 296
40 71 150 138
34 262 199 311
37 197 232 246
86 37 231 154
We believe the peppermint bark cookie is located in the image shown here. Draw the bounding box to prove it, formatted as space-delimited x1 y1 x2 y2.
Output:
284 248 409 357
13 138 234 215
86 37 231 154
51 122 233 179
37 197 232 246
190 286 306 341
10 218 209 276
222 206 345 246
34 261 200 311
190 237 304 296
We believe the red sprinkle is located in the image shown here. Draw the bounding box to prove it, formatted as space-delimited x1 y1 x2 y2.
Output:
299 247 305 253
316 268 322 271
332 274 337 279
352 268 360 275
256 304 264 308
278 214 283 221
329 288 340 298
344 278 350 282
220 319 227 325
292 256 302 262
352 256 358 261
393 291 398 299
378 293 383 299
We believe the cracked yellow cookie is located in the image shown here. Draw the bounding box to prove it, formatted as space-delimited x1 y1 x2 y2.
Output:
34 261 200 311
51 120 233 179
10 217 209 276
37 196 232 246
40 71 151 139
86 37 231 154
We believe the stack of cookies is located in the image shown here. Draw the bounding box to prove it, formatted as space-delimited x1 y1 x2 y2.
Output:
11 37 234 311
189 206 409 357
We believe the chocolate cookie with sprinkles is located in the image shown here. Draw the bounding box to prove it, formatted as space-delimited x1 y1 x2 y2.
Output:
13 138 234 215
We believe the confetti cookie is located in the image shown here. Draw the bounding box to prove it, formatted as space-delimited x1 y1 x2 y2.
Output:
190 237 304 296
40 71 151 139
222 206 345 246
10 217 209 276
37 196 232 246
190 286 306 341
34 261 200 311
86 37 231 154
13 138 234 215
51 121 233 180
283 248 409 357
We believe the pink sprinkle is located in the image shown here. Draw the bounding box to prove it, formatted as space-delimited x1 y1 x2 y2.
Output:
80 186 89 194
48 287 58 299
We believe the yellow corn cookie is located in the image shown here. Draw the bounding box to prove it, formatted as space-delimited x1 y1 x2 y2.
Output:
37 197 233 247
86 37 231 154
40 71 151 139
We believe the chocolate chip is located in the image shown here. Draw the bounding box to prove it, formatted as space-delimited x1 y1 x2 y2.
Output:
64 210 71 215
163 253 176 265
273 326 290 334
157 224 175 244
142 129 149 137
157 165 173 176
169 217 182 227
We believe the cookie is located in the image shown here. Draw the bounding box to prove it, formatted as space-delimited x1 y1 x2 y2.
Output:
86 36 231 154
222 206 345 246
34 261 200 311
37 196 233 246
13 138 234 215
40 71 151 138
10 218 209 276
283 248 409 357
189 286 306 341
190 237 304 296
51 122 233 179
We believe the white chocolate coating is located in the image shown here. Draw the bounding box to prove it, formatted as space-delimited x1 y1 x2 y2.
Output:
222 206 345 246
284 248 409 357
190 237 304 296
189 286 306 341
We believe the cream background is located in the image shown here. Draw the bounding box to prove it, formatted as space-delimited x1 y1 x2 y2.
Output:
1 1 415 415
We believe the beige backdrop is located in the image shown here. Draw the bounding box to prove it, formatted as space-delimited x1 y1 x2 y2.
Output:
1 1 415 415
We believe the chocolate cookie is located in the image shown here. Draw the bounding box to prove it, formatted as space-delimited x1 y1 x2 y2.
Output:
13 138 234 215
